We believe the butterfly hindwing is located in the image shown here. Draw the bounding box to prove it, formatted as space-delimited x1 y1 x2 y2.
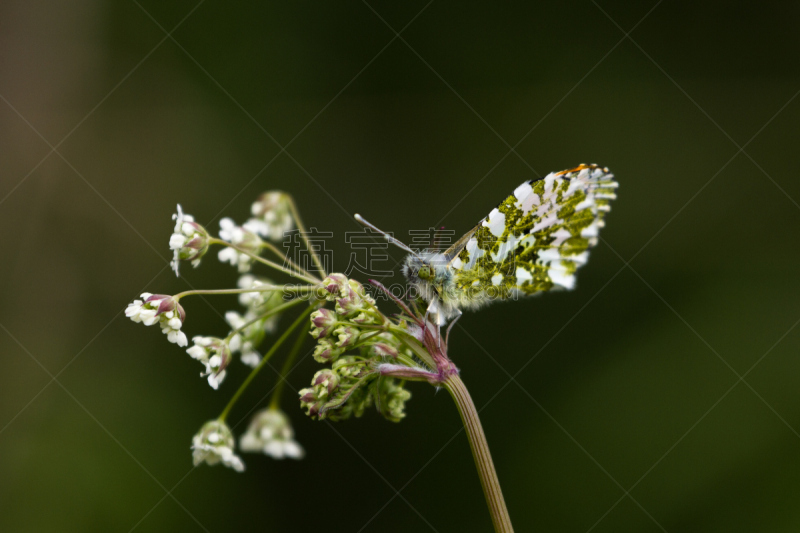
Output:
444 164 617 306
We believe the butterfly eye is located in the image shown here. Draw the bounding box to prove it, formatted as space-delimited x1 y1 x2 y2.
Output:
418 265 432 281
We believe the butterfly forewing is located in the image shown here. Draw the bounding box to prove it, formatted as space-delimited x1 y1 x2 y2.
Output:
447 164 618 302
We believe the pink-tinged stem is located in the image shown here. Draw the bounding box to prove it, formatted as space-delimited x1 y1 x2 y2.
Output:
444 374 514 533
377 363 440 384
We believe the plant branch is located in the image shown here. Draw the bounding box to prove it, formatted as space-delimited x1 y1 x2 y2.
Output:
268 321 309 410
261 240 318 281
285 195 327 277
218 305 315 422
208 237 320 284
444 374 513 533
174 285 313 300
224 298 306 342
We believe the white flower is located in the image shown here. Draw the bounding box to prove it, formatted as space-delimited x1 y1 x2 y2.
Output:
169 204 209 277
204 355 227 390
240 409 304 460
240 351 261 368
160 311 188 347
217 218 264 273
236 275 283 333
125 293 159 325
237 275 267 308
125 293 187 346
191 420 244 472
225 311 264 368
250 192 294 241
186 336 231 389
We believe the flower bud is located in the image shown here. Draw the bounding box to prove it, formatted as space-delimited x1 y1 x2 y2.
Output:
332 356 367 379
299 387 324 419
370 342 399 358
320 273 348 300
352 311 380 325
333 326 360 348
311 308 337 327
376 379 411 423
335 286 361 316
312 369 339 400
310 309 338 339
312 338 342 363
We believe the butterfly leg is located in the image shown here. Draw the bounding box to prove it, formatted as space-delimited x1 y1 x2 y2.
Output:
445 309 462 347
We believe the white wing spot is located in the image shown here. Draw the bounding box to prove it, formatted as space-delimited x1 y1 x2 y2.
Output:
483 208 506 238
514 182 533 202
515 267 532 285
548 268 575 289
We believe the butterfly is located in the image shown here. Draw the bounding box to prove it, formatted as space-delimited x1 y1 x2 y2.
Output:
356 164 618 325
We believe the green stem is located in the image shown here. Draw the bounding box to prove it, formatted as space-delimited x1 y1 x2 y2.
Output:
286 195 327 277
174 285 312 300
444 374 513 533
223 298 305 342
390 328 437 369
260 240 317 281
209 237 320 284
268 322 308 410
218 306 315 422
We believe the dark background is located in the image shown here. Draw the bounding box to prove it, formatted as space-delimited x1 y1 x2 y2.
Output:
2 1 800 532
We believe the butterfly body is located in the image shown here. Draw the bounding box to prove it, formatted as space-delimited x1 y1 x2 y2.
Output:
402 164 618 325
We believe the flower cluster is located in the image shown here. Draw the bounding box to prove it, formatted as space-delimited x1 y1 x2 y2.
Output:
224 275 286 368
240 408 304 459
125 293 188 347
191 420 245 472
249 191 293 241
126 193 316 474
169 205 209 276
186 336 232 389
217 218 265 272
299 274 413 422
127 195 444 479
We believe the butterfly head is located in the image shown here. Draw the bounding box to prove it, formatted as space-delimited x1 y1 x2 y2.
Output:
402 252 452 301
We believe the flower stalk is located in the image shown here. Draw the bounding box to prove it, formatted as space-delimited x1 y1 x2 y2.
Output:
269 323 309 410
219 305 316 422
444 374 513 533
285 195 327 276
209 237 320 284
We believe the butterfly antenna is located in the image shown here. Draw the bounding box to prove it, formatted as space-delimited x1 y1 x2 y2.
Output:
432 225 446 252
354 214 423 260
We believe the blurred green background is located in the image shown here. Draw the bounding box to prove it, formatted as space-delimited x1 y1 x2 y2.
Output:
2 1 800 531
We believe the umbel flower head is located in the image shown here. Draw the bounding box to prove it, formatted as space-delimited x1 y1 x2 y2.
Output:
191 420 244 472
299 274 418 422
249 191 293 241
240 408 304 460
125 293 188 347
186 336 232 389
169 204 209 276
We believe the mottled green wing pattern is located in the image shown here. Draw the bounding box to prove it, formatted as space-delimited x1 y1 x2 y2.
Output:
446 164 618 304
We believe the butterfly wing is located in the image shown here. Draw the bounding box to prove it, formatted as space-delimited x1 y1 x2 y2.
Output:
446 164 618 306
